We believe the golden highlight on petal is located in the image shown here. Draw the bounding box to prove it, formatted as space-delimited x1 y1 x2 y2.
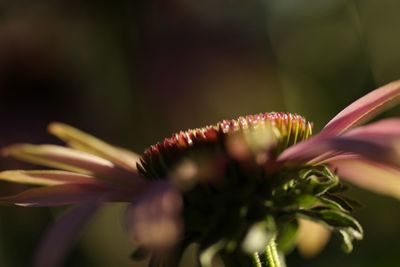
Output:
2 144 115 175
0 170 96 186
48 122 140 173
0 183 111 207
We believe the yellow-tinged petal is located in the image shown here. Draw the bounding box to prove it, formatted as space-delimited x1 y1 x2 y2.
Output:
0 170 97 186
2 144 115 175
48 123 139 173
297 218 331 258
0 183 111 206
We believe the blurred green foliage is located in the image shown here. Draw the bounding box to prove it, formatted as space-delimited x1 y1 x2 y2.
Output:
0 1 399 266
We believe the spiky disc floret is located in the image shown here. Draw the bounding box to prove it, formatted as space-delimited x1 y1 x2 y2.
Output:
138 112 313 179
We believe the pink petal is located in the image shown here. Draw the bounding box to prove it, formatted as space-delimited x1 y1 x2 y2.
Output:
312 153 358 165
343 118 400 138
33 200 103 267
48 123 140 173
320 81 400 137
278 137 327 164
329 157 400 199
278 136 397 167
0 170 98 186
310 119 400 165
0 183 111 207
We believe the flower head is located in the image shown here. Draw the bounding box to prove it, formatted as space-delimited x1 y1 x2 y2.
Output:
139 112 312 179
1 81 400 267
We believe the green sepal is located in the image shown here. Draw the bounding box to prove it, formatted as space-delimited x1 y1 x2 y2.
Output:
294 194 319 209
339 229 355 253
298 166 339 196
319 194 357 212
298 207 363 254
300 208 362 235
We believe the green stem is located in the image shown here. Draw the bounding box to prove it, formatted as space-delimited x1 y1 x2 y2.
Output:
252 252 263 267
252 237 285 267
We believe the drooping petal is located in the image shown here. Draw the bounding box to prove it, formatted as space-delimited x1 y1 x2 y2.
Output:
311 152 358 165
48 122 140 173
328 157 400 199
297 218 331 258
319 119 400 165
306 119 400 165
33 200 103 267
125 182 183 251
2 144 114 175
277 137 321 164
343 118 400 138
278 136 398 167
0 170 97 186
1 144 138 185
320 81 400 137
0 183 112 206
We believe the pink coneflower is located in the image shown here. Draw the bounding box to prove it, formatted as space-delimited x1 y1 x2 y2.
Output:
1 81 400 267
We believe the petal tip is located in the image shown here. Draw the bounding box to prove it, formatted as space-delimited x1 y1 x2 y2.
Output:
47 122 65 135
1 144 21 157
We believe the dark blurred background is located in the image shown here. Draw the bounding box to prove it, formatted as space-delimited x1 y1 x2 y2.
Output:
0 1 399 266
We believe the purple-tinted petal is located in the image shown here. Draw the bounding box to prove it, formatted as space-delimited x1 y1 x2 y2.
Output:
278 137 326 164
278 136 398 167
0 183 111 207
317 138 399 167
328 157 400 199
125 182 183 250
343 118 400 138
320 81 400 137
323 119 400 163
312 153 358 165
0 170 98 186
308 119 400 165
33 200 103 267
48 123 140 173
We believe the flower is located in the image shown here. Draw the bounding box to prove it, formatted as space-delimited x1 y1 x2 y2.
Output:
1 81 400 267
